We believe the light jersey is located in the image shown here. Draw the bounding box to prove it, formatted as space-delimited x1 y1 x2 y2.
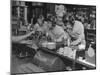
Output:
71 20 86 45
34 23 42 31
33 22 49 33
50 25 69 42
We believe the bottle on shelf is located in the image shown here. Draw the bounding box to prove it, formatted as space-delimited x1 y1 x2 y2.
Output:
67 38 70 47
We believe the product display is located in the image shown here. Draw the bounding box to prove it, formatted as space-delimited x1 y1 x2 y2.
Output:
11 0 96 74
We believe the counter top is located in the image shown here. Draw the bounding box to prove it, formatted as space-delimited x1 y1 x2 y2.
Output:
19 40 96 69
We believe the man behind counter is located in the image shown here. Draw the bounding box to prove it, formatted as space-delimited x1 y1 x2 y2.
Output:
66 16 86 47
65 15 86 59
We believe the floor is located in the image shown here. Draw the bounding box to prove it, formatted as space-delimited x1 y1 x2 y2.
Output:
11 53 34 74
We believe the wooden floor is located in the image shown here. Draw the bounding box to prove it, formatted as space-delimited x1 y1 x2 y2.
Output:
11 53 34 74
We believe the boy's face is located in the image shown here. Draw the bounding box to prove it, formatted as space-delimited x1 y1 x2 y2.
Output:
66 23 72 33
38 19 43 25
48 21 52 28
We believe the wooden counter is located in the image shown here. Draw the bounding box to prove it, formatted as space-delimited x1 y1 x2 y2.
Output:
38 47 96 69
19 40 96 70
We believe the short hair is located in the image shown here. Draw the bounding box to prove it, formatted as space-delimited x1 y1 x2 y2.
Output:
63 15 75 26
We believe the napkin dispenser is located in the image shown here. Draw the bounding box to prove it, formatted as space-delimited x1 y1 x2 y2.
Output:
41 42 56 49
